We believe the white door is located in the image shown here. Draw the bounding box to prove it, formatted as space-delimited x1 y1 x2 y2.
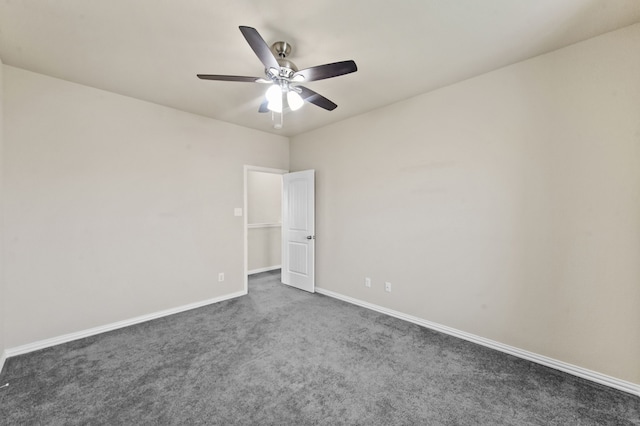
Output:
282 170 315 292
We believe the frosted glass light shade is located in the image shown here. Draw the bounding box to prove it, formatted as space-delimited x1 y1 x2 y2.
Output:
266 85 282 113
287 91 304 111
265 85 280 103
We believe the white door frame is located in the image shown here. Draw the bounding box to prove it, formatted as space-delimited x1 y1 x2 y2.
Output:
243 165 288 294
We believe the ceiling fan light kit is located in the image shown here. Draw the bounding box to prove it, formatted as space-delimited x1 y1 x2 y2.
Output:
265 81 303 113
197 26 358 129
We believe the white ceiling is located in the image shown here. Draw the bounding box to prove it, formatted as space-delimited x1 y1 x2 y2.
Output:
1 1 639 137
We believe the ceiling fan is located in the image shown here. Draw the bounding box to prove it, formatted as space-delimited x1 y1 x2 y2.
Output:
197 26 357 126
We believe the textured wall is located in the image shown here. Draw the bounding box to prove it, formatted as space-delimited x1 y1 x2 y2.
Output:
291 25 640 384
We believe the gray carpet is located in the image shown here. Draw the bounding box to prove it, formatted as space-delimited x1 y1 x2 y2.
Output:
0 270 638 425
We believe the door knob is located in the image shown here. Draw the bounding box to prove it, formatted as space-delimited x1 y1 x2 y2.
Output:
306 235 315 239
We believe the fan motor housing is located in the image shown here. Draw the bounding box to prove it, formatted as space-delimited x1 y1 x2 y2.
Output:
270 41 297 78
276 58 298 77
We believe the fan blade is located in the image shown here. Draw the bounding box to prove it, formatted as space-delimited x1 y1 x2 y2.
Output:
292 60 357 82
197 74 267 83
239 26 280 71
258 99 269 113
297 86 338 111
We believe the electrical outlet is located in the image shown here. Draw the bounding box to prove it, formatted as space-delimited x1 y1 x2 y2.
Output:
385 282 392 292
218 273 225 282
365 277 371 288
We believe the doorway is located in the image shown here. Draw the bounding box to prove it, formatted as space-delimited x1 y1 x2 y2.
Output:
243 165 288 294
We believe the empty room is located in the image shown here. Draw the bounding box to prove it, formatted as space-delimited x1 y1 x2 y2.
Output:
0 1 639 424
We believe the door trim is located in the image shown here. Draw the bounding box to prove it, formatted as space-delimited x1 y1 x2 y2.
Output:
243 165 288 294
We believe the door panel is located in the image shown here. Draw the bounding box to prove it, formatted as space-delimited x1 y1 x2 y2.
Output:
288 242 308 275
282 170 315 292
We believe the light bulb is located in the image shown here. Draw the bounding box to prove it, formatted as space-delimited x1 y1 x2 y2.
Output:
266 85 282 113
287 91 304 111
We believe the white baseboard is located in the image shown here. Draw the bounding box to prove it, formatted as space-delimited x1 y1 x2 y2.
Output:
248 265 281 275
316 287 640 398
0 350 6 376
4 290 246 359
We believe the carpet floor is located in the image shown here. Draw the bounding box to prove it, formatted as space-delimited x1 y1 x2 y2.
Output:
0 270 638 425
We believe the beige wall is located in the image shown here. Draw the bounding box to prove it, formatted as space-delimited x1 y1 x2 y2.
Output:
290 24 640 384
247 171 282 224
2 65 288 348
247 171 282 272
248 227 282 272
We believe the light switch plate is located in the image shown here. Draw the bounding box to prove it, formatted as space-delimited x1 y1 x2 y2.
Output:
234 208 243 217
